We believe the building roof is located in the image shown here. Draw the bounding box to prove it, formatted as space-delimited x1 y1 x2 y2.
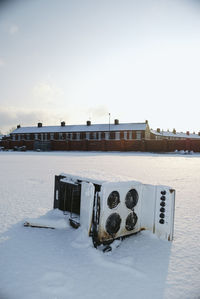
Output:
11 122 148 134
151 130 200 139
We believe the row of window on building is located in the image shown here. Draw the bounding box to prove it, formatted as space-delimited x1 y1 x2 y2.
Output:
12 131 142 141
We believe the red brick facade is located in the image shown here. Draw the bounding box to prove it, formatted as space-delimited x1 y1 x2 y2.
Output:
1 120 200 152
1 139 200 152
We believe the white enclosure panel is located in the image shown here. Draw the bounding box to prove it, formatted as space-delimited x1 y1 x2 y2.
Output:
80 182 95 234
154 186 175 241
99 181 143 240
140 184 157 232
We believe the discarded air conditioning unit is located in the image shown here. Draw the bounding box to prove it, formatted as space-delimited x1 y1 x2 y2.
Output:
54 174 175 247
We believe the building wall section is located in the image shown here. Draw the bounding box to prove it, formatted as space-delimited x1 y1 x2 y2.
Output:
1 139 200 152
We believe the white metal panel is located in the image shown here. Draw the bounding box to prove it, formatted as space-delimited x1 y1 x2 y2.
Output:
80 182 95 234
99 181 143 241
140 184 157 232
154 186 175 241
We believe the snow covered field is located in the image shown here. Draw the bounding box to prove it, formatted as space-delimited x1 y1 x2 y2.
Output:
0 151 200 299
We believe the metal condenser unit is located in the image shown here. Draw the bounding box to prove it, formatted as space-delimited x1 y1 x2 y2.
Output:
54 174 175 248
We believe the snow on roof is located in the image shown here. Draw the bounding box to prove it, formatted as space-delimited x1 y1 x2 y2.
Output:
151 130 200 139
12 122 147 134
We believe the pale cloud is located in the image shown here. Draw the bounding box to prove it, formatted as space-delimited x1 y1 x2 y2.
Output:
33 82 64 104
88 105 109 119
9 24 19 35
0 58 5 67
0 106 69 134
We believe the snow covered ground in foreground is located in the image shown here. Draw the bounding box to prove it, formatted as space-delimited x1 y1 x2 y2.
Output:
0 151 200 299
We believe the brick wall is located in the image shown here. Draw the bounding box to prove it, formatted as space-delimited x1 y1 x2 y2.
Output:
1 139 200 152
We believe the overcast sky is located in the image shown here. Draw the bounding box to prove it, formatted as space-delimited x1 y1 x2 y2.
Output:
0 0 200 133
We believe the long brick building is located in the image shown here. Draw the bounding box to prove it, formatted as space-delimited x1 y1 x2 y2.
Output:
10 119 150 143
1 119 200 152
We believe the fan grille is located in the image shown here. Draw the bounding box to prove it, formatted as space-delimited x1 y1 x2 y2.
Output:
125 189 138 210
106 213 122 236
107 191 120 209
125 212 138 231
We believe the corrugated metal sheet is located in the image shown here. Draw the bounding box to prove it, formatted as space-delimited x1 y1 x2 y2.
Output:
12 122 147 134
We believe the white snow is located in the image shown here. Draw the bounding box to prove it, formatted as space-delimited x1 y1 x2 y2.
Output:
0 151 200 299
24 210 70 229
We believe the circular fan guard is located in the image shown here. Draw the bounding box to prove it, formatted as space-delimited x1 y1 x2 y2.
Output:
125 189 138 210
125 212 138 231
106 213 121 236
107 191 120 209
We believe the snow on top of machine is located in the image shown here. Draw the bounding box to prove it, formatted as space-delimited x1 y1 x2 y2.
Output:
59 173 172 189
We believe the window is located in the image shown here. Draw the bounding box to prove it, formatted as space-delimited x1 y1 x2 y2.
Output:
93 132 97 140
59 133 63 140
124 131 127 140
35 134 38 140
27 134 30 140
129 131 132 140
12 135 16 141
105 132 109 140
44 133 48 141
76 132 80 140
50 133 54 140
110 132 115 140
136 131 141 140
115 132 120 140
98 132 101 140
86 132 90 140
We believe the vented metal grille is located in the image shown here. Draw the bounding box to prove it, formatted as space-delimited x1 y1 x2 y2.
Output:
107 191 120 209
106 213 122 236
125 189 138 210
125 212 138 231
